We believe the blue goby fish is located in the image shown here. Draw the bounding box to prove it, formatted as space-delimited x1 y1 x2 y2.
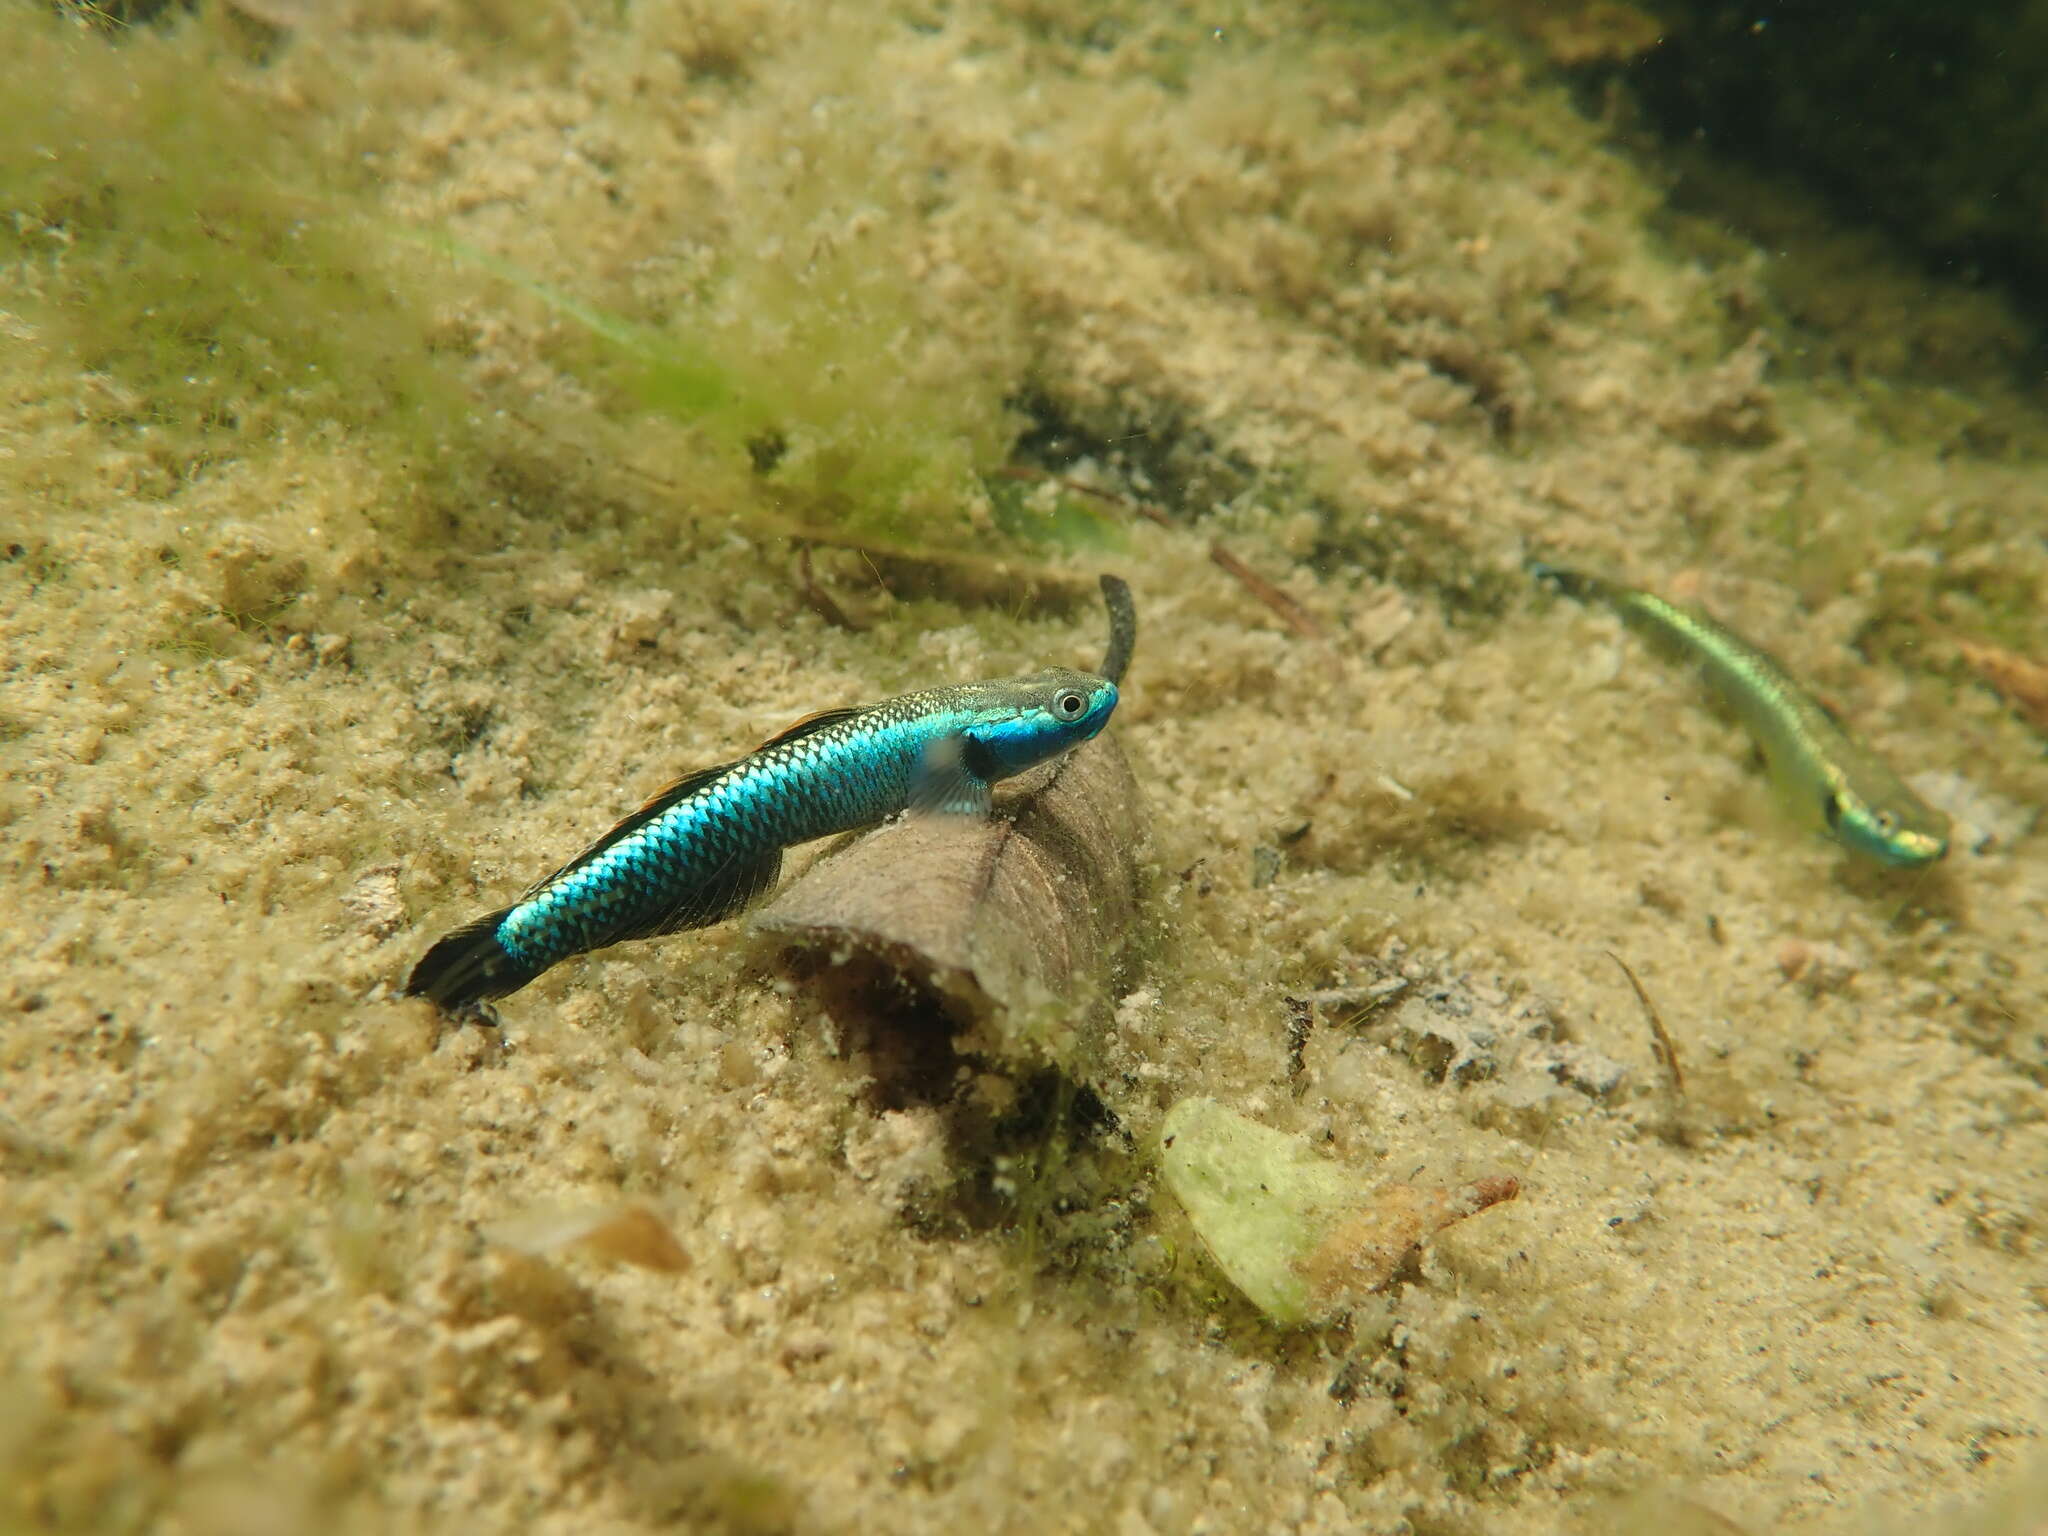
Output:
406 576 1134 1013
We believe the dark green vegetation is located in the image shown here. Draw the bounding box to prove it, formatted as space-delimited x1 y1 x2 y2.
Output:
1 7 479 513
1632 1 2048 347
0 4 1065 568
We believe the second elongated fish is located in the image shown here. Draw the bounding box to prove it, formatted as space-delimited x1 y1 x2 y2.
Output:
1530 562 1948 868
407 577 1134 1012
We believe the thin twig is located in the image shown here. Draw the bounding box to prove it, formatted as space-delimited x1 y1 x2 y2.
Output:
1000 465 1330 643
1606 951 1685 1098
1208 543 1325 640
794 544 861 631
1284 996 1313 1095
596 454 1095 597
1307 978 1410 1023
994 465 1173 527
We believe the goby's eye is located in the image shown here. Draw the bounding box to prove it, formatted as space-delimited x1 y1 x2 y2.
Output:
1053 688 1087 718
1875 809 1899 835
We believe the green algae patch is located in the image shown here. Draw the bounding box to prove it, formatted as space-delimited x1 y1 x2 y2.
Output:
421 11 1036 561
0 8 474 506
420 226 1024 558
1158 1097 1519 1326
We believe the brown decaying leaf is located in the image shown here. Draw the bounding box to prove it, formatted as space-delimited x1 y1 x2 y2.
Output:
1295 1176 1521 1308
1956 637 2048 735
1160 1098 1521 1325
752 735 1145 1071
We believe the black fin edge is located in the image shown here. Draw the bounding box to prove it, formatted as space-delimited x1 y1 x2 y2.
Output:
1097 573 1137 685
634 845 785 940
404 907 533 1011
1526 558 1600 602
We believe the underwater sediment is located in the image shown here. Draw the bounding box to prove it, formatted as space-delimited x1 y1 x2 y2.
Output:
3 3 2045 1534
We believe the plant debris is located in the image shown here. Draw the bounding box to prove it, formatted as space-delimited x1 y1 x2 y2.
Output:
1607 950 1685 1097
1956 637 2048 736
996 463 1327 642
1158 1097 1520 1326
753 735 1146 1081
1208 543 1325 641
483 1202 692 1274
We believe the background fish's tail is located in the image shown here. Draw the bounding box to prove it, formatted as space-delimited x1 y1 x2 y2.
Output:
1526 559 1613 605
404 908 535 1011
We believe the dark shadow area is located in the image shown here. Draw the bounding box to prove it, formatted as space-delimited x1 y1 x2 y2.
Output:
771 943 1125 1236
1620 3 2048 360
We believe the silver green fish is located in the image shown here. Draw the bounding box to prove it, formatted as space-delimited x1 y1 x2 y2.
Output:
1530 562 1948 868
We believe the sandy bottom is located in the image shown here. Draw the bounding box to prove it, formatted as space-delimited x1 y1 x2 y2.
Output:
4 3 2045 1533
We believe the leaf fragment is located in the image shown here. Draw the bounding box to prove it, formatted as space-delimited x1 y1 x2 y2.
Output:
1158 1097 1519 1326
483 1202 691 1274
752 735 1145 1077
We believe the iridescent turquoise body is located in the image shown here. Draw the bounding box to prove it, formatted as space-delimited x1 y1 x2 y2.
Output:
407 666 1120 1011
